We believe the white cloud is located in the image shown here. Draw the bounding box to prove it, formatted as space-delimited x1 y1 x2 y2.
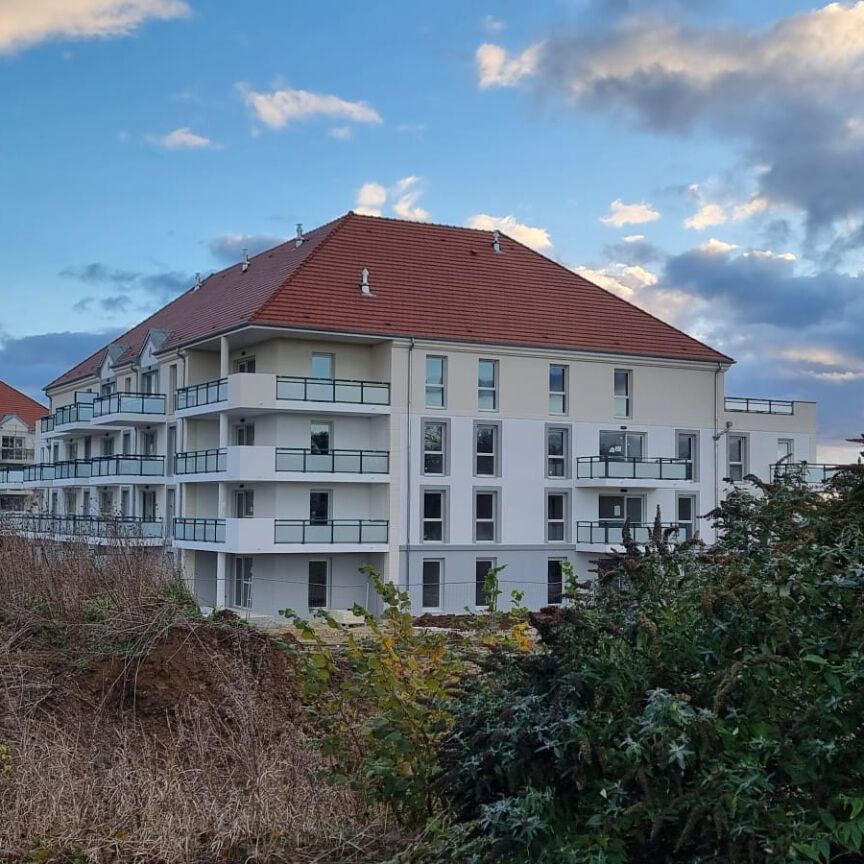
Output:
732 196 770 220
238 84 382 129
742 249 797 261
149 127 214 150
0 0 190 54
600 198 661 227
465 214 552 251
684 202 727 230
623 234 645 242
391 176 430 222
476 42 542 88
698 238 738 255
329 126 352 141
483 15 504 33
577 262 658 300
355 182 388 217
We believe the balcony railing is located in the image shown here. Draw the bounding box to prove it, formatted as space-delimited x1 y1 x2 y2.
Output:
53 402 94 426
576 456 691 481
53 459 92 480
173 517 226 542
93 392 166 418
23 463 56 482
4 513 163 539
771 462 842 485
40 416 55 433
577 521 683 545
0 467 24 484
274 518 389 544
275 448 390 474
276 376 390 406
90 455 165 478
175 449 227 474
1 448 34 462
725 397 794 415
176 379 227 411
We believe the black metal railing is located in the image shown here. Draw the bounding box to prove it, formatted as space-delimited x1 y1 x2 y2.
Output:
22 463 56 482
4 513 163 539
576 456 691 481
725 397 794 415
173 517 226 542
53 459 92 480
577 521 683 544
90 455 165 477
275 448 390 474
53 402 95 426
0 467 24 484
176 379 227 410
93 392 166 418
174 449 227 474
274 518 389 544
40 416 54 433
276 376 390 406
771 462 842 485
1 447 34 462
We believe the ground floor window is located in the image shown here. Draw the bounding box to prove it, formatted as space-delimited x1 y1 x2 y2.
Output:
475 558 496 607
547 559 564 605
233 557 253 609
308 560 328 609
422 559 442 609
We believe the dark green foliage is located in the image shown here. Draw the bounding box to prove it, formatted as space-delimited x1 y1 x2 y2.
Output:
411 463 864 863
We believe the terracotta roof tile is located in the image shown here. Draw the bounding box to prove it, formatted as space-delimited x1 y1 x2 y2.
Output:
0 379 48 429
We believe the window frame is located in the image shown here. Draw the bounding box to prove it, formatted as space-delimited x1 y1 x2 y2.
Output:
599 430 645 459
546 426 570 479
546 491 568 542
308 560 328 609
311 352 335 380
422 419 447 476
477 359 498 411
474 558 497 609
424 355 446 408
234 488 255 518
727 434 748 482
547 558 565 606
233 355 257 374
474 421 500 477
473 488 499 543
233 557 253 609
778 437 794 463
598 494 644 525
310 421 332 454
549 364 568 415
676 430 699 480
309 489 331 524
613 368 633 419
421 559 443 609
676 494 698 540
421 488 447 543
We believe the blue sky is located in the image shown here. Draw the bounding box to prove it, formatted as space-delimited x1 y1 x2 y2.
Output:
1 0 863 459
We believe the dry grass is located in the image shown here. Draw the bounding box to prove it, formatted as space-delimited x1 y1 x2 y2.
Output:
0 532 402 863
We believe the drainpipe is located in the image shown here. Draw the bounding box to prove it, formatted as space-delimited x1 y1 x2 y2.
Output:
713 362 722 514
405 338 415 598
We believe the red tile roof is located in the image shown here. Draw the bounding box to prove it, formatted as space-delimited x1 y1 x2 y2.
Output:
0 379 48 429
47 213 732 390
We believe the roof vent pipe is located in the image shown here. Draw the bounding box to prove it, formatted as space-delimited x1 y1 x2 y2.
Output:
360 266 373 295
295 223 304 247
194 272 202 291
492 230 501 253
241 249 250 272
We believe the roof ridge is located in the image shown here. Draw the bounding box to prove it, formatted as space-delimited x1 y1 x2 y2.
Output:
0 379 47 410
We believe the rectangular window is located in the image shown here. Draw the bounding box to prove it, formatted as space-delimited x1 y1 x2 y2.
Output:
614 369 632 418
82 490 91 514
102 437 115 457
422 560 442 609
167 426 176 476
422 490 445 542
100 381 116 397
599 495 644 525
122 432 131 455
547 559 564 605
677 432 698 480
124 376 132 393
141 370 160 395
169 364 178 413
549 364 567 414
474 490 498 542
141 490 156 521
98 490 110 514
425 356 446 408
140 431 157 456
310 422 331 453
51 492 58 514
474 423 498 476
546 493 567 542
475 559 496 608
728 435 747 482
235 489 254 518
423 421 446 475
119 488 129 517
235 423 255 446
677 495 697 540
311 353 334 379
778 438 794 462
234 557 253 609
308 561 328 609
83 437 91 460
546 427 568 478
599 430 644 459
233 356 256 373
310 490 330 524
478 359 498 410
65 490 76 515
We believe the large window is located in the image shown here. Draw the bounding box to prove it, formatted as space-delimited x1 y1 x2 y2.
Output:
422 560 442 609
233 355 256 373
474 491 498 542
141 369 160 395
235 423 256 446
235 489 254 518
549 364 568 414
311 353 334 379
599 495 643 525
728 435 747 482
778 438 794 462
308 561 328 609
599 430 644 459
547 559 564 605
677 431 698 480
423 421 446 475
475 559 496 607
310 422 331 453
310 490 330 524
677 495 697 539
234 557 253 609
475 423 498 476
546 493 567 542
478 359 498 410
425 356 446 407
614 369 632 418
422 490 446 542
546 427 568 478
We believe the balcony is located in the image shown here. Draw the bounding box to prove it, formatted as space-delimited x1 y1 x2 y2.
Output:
22 463 56 483
40 416 54 434
771 462 842 485
43 401 95 435
174 517 226 543
276 376 390 406
576 520 684 550
575 456 691 486
90 455 165 481
274 518 389 544
1 447 34 463
4 513 163 544
92 391 167 423
53 459 92 482
725 397 794 415
275 448 389 475
0 467 24 485
176 379 227 411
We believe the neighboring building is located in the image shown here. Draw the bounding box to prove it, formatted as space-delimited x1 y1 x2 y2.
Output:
0 214 823 615
0 380 47 513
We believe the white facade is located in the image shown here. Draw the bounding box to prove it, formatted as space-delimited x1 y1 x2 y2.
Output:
0 327 820 618
0 412 40 512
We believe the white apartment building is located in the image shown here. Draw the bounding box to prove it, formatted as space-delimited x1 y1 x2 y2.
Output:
0 380 47 513
0 214 824 616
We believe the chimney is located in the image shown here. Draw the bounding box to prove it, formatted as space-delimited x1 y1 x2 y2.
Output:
295 223 304 247
241 249 250 272
193 272 203 291
360 267 373 296
492 230 501 253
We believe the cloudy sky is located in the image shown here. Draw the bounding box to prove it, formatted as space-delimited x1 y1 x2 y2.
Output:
1 0 863 460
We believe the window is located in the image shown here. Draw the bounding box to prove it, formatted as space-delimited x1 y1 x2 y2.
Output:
235 423 255 446
310 422 331 453
234 356 256 373
310 490 330 525
422 490 445 542
423 421 446 475
64 490 76 515
474 423 498 476
82 490 91 514
141 369 160 394
234 557 253 609
546 427 569 478
475 559 495 607
1 436 25 460
614 369 632 418
122 432 131 455
599 495 643 525
599 431 644 459
547 559 564 605
235 489 254 518
425 356 446 407
120 489 129 517
141 490 156 520
478 359 498 410
549 364 568 414
101 437 114 457
167 426 176 476
474 491 498 542
140 431 157 456
124 376 132 393
778 438 794 462
677 495 697 540
51 492 58 514
308 561 328 609
169 364 178 412
83 437 91 460
546 493 567 542
311 353 334 379
422 560 442 609
728 435 747 482
677 432 698 480
100 381 116 397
